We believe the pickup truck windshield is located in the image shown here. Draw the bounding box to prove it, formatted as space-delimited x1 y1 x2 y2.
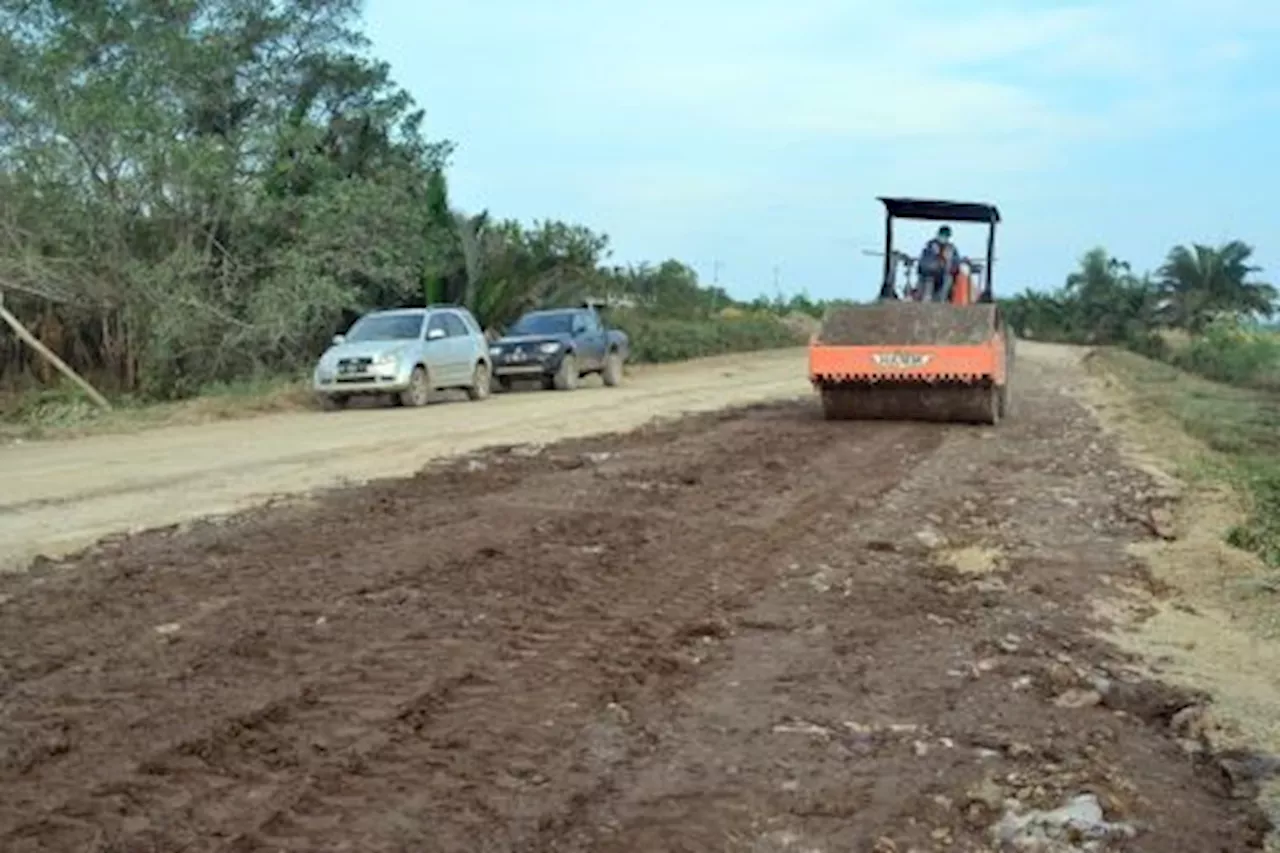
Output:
346 314 423 342
508 313 573 336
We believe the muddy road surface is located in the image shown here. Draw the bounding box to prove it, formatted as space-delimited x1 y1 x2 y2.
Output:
0 349 807 573
0 344 1270 851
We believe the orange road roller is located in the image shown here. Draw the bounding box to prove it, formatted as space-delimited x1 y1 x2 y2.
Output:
809 197 1014 423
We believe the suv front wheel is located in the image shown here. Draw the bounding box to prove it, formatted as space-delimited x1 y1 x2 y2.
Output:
398 365 431 407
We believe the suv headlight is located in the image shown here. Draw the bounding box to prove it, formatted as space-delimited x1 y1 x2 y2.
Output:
373 351 399 367
538 342 561 354
489 345 502 356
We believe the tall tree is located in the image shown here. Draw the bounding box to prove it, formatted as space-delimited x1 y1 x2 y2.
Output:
421 169 453 305
0 0 452 396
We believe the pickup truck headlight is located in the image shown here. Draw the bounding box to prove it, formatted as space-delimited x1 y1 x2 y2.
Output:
489 346 502 356
538 342 561 354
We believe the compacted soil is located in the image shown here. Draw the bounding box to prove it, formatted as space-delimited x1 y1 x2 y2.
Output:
0 345 1269 851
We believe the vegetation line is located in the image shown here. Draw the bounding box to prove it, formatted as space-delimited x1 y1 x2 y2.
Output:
0 1 820 410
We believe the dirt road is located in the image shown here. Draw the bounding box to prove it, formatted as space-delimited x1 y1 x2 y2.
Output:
0 343 1272 851
0 349 808 573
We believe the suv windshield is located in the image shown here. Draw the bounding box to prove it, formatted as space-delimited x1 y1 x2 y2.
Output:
346 313 423 342
508 312 573 336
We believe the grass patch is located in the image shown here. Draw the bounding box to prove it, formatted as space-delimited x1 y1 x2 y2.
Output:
1095 347 1280 568
1149 322 1280 392
0 374 312 442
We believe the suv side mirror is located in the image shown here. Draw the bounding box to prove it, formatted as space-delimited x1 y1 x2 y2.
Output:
427 327 446 340
332 334 345 345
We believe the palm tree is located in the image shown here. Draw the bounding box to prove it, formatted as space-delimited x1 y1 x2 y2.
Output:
1064 249 1128 301
445 216 607 333
1060 248 1158 343
420 175 613 331
1156 241 1277 332
1002 288 1069 340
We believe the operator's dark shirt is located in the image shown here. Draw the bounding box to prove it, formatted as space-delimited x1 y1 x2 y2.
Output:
919 239 960 277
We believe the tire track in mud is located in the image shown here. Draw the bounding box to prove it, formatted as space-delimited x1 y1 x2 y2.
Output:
0 402 944 852
254 427 937 853
216 418 942 852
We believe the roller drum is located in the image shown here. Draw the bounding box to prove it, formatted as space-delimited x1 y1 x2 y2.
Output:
819 381 1000 424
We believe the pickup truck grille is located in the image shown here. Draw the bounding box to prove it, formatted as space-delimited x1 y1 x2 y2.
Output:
500 346 536 363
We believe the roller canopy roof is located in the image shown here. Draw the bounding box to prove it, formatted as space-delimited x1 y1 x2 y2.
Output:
877 197 1001 224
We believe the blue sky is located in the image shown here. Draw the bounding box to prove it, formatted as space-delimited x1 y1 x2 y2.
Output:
365 0 1279 302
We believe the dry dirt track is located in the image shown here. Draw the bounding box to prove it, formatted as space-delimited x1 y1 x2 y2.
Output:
0 343 1273 851
0 349 809 573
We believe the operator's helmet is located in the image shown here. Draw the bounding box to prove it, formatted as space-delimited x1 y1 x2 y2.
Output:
937 225 952 243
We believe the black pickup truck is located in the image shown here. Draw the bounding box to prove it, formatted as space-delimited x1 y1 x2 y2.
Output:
488 306 630 391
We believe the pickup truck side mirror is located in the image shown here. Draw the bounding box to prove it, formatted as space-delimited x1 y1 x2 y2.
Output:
426 327 446 340
332 334 345 345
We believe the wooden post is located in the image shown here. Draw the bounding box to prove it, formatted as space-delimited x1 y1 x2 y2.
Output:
0 289 112 410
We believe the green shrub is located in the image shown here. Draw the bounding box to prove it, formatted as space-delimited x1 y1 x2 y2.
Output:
1123 330 1169 360
1168 318 1280 390
0 385 105 429
609 312 804 363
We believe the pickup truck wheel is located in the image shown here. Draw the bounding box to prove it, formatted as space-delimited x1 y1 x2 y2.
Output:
466 362 491 401
398 366 431 407
552 353 578 391
602 351 623 387
496 376 513 392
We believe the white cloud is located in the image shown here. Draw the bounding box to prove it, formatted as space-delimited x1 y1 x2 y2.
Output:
507 0 1271 148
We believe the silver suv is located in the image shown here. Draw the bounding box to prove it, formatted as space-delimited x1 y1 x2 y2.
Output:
312 306 492 409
